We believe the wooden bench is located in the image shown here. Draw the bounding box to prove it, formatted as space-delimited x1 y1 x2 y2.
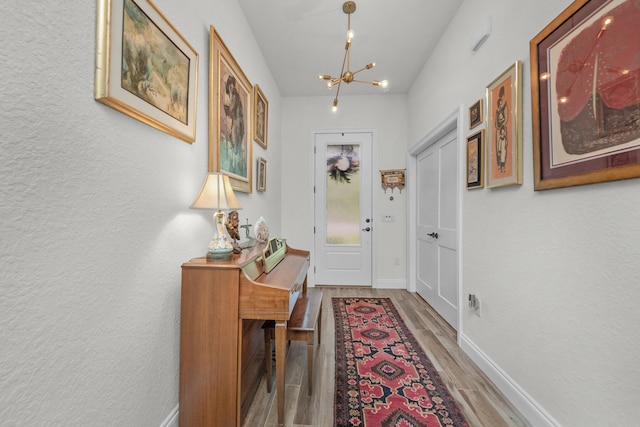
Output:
263 288 323 395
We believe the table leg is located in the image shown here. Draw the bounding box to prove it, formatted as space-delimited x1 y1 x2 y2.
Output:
275 320 286 425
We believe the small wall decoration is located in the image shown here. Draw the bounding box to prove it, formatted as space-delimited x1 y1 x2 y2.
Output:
209 26 253 193
486 61 523 188
469 99 483 129
256 157 267 192
253 85 269 149
380 169 406 193
94 0 199 143
466 130 485 189
530 0 640 190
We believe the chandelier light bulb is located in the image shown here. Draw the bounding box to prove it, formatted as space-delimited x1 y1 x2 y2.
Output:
332 99 339 112
347 29 354 41
381 80 389 88
327 81 333 88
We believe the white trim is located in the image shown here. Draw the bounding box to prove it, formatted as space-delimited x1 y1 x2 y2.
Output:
460 335 561 427
376 278 406 289
159 405 179 427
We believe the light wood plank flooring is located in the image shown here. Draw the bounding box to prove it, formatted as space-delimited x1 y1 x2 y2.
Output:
242 288 530 427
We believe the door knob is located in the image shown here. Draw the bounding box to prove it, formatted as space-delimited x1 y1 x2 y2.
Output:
362 227 371 232
427 232 438 239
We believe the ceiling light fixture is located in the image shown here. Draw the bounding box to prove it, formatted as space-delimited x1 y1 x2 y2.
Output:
318 1 388 112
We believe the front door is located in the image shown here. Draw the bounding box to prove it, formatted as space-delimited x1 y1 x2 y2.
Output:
314 131 372 286
415 129 459 329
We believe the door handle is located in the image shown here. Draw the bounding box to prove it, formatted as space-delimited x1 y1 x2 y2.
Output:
427 232 438 239
362 227 371 232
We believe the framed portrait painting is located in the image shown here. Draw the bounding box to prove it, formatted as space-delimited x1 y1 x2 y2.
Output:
209 26 253 193
253 85 268 149
530 0 640 190
466 130 485 189
94 0 198 143
486 61 523 188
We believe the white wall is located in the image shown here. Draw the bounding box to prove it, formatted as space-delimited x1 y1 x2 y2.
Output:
408 0 640 425
0 0 280 425
281 94 408 286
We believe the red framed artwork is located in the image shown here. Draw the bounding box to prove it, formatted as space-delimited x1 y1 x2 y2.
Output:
530 0 640 190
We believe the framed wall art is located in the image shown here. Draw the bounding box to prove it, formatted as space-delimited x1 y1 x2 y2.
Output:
530 0 640 190
253 85 268 149
469 99 483 129
466 130 485 189
209 26 253 193
256 157 267 192
94 0 199 143
486 60 523 188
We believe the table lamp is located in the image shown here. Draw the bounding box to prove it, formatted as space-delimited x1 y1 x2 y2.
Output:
190 172 242 261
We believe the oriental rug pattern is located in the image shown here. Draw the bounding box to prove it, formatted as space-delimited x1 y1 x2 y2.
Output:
333 297 469 427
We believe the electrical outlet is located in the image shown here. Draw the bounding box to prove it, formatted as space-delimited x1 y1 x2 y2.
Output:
468 294 481 317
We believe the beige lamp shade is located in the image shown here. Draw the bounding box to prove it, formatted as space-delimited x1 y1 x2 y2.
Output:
190 173 242 210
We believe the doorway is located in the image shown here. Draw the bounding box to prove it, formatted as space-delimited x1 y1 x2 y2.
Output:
313 130 373 286
408 108 462 332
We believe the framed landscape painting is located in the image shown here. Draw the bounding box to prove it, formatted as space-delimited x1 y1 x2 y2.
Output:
530 0 640 190
209 26 253 193
486 61 523 188
95 0 198 143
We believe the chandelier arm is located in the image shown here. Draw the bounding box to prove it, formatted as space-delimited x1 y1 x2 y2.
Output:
351 79 376 84
338 46 349 83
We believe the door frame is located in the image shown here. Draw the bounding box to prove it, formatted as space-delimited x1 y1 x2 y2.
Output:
407 107 464 342
308 128 379 288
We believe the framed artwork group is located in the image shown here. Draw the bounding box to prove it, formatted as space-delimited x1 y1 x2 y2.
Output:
467 0 639 192
209 26 269 193
466 61 523 189
95 3 269 193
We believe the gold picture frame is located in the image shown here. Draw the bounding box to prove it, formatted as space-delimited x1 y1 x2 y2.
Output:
94 0 199 143
257 157 267 192
530 0 640 190
253 85 268 149
209 26 253 193
466 130 485 189
486 61 523 188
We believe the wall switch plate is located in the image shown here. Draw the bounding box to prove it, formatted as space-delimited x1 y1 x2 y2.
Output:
382 214 395 223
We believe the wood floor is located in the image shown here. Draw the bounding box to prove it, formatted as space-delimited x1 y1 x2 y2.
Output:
242 288 530 427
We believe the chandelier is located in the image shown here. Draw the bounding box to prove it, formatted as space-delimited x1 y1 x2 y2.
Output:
318 1 388 112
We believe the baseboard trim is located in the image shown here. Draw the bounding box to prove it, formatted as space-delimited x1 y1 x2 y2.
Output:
159 405 178 427
460 334 561 427
376 279 406 289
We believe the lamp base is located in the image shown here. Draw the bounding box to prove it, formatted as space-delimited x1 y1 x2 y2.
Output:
206 249 233 262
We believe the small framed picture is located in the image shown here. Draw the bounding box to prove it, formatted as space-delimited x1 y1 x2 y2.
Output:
256 157 267 192
466 130 484 189
253 85 268 149
469 99 483 129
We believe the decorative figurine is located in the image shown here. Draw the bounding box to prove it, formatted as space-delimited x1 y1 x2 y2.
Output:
225 210 242 253
254 217 270 243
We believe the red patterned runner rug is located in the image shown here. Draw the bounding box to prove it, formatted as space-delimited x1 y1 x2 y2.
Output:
333 297 469 427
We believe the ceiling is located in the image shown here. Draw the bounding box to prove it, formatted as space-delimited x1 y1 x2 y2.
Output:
237 0 464 98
